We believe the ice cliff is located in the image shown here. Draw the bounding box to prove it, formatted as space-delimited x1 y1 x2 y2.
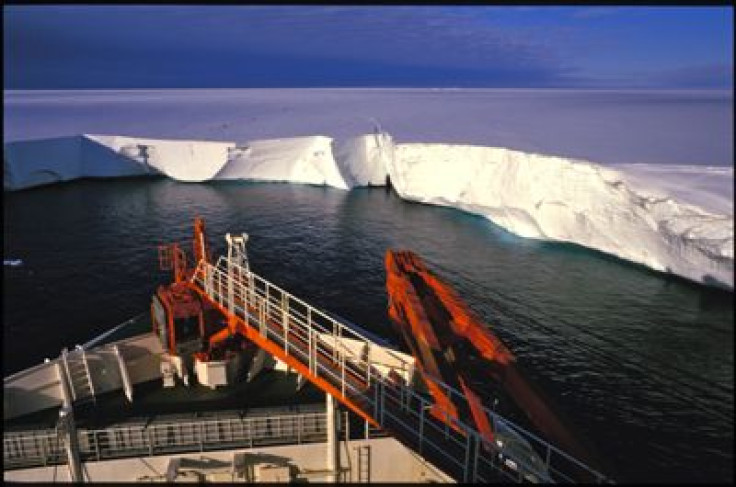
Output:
214 136 348 189
386 144 733 290
4 133 732 290
3 134 234 188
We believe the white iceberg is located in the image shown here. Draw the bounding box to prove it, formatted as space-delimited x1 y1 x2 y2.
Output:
3 133 733 289
386 143 733 289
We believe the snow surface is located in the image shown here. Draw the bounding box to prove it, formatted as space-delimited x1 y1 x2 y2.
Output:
4 89 733 167
612 164 733 217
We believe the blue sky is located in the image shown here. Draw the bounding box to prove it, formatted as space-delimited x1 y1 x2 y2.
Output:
4 5 733 89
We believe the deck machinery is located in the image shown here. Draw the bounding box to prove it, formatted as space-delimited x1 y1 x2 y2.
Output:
151 217 256 389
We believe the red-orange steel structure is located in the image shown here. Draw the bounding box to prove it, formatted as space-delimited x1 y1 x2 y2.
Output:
151 218 383 427
385 249 600 469
152 216 213 355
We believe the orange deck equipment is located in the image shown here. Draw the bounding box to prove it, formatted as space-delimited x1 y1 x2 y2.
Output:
385 250 601 469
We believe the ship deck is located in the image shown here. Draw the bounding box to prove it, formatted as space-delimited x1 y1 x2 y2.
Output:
4 313 326 432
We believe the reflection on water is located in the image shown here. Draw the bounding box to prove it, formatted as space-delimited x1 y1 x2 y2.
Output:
3 178 733 482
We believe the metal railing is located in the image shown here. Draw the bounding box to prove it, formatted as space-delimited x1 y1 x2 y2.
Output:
191 256 611 483
4 410 327 470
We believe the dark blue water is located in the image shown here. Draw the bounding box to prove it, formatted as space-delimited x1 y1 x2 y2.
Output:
3 179 733 482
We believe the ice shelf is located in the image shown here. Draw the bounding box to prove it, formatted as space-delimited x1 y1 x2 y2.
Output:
4 133 732 290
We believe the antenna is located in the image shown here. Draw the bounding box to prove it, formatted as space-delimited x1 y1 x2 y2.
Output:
368 117 383 136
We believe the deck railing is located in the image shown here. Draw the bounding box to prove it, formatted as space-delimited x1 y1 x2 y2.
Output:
4 409 327 470
190 256 611 483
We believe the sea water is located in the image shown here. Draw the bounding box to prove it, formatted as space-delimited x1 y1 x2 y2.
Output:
3 179 732 482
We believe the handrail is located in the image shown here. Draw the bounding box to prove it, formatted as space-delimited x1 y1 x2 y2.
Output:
4 410 329 470
190 256 611 483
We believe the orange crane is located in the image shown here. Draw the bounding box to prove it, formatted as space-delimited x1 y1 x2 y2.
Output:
386 250 602 469
152 217 234 361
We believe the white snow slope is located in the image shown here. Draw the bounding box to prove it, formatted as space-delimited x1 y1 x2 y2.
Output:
3 133 733 290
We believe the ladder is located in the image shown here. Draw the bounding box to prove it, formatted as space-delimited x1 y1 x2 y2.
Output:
188 254 609 484
60 347 96 405
356 445 370 482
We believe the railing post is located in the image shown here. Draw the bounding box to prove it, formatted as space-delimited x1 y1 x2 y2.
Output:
57 406 83 482
60 349 76 402
373 380 379 419
308 331 313 375
313 333 319 378
147 428 153 457
379 380 385 424
199 422 204 452
332 325 338 363
94 430 101 462
240 277 247 322
265 283 270 322
463 433 473 483
248 419 253 448
259 301 266 337
473 432 481 483
344 411 350 445
283 295 289 355
398 380 403 411
326 394 338 483
41 434 48 466
227 263 234 316
445 411 449 439
297 415 302 444
341 351 346 398
418 404 424 455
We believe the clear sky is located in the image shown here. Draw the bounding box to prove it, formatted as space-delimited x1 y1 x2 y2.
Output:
4 5 733 90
